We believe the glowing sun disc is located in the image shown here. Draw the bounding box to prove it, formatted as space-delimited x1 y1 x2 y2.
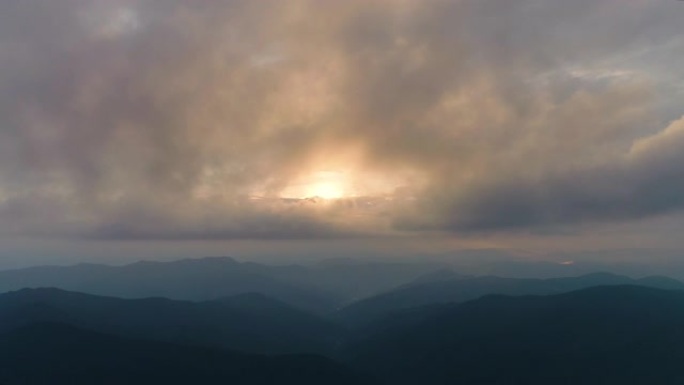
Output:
305 181 345 199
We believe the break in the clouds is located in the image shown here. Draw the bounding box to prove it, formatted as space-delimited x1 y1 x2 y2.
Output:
0 0 683 240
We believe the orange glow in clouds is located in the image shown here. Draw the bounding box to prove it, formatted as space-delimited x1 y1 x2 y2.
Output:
280 171 351 200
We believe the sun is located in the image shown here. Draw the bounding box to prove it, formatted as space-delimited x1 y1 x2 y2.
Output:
305 180 346 199
277 171 350 200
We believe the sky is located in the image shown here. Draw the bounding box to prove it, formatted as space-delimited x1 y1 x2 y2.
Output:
1 0 684 269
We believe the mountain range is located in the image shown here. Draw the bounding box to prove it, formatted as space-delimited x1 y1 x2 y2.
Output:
0 257 443 313
3 258 684 384
0 288 342 355
334 271 684 327
343 285 684 384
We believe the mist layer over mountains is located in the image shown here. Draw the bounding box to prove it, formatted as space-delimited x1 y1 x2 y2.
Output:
2 256 684 384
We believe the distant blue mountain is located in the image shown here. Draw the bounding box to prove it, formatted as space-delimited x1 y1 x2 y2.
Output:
335 272 684 327
0 257 444 313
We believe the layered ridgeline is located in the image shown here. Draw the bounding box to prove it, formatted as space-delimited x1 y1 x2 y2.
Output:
0 257 444 313
334 272 684 328
3 259 684 384
4 285 684 384
1 256 680 317
0 288 343 355
342 286 684 385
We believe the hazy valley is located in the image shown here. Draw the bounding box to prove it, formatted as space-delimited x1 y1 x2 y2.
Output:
2 257 684 384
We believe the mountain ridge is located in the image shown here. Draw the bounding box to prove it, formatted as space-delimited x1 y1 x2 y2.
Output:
335 272 684 327
0 287 344 355
0 322 368 385
343 285 684 385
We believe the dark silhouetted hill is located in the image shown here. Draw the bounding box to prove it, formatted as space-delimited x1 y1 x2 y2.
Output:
4 285 684 384
343 285 684 385
335 272 684 327
0 288 344 355
0 323 369 385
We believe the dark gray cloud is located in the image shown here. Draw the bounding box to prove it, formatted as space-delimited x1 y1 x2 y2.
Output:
0 0 683 240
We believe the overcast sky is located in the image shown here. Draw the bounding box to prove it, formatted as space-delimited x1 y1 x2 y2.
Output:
1 0 684 268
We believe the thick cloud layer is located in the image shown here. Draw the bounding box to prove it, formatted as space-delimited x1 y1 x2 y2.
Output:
0 0 683 240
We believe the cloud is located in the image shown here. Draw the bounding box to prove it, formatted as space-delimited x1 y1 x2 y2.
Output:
0 0 683 240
